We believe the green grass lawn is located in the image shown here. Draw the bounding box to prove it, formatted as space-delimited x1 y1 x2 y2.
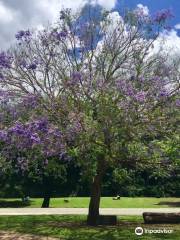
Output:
0 215 179 240
0 197 180 208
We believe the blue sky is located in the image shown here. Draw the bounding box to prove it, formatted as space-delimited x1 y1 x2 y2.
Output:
0 0 180 49
115 0 180 28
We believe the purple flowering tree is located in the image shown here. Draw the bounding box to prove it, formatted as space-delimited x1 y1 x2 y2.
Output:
0 6 179 224
0 90 79 207
0 119 67 207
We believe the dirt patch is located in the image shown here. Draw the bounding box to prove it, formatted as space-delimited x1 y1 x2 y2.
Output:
0 231 58 240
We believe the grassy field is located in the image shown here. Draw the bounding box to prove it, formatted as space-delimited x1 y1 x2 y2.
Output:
0 197 180 208
0 215 179 240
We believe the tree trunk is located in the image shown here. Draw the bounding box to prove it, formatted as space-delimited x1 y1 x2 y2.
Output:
41 194 51 208
87 157 106 226
87 174 102 225
41 175 52 208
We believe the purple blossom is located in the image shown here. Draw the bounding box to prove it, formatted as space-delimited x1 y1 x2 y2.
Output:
126 87 135 97
21 94 40 108
139 76 145 82
15 30 32 41
0 52 13 69
59 152 67 160
15 31 25 39
19 59 27 68
9 122 25 135
33 118 49 132
154 9 174 23
0 130 7 141
164 26 172 31
51 30 68 41
59 152 72 162
0 118 68 167
27 63 37 70
153 76 161 81
0 91 21 122
159 89 169 98
116 80 135 97
67 72 82 86
0 90 8 100
30 133 41 144
72 71 82 81
175 99 180 107
0 72 4 79
134 91 147 103
56 31 68 39
18 58 39 71
0 91 41 123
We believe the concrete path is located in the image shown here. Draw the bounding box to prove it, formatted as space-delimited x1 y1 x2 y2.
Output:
0 231 57 240
0 208 179 216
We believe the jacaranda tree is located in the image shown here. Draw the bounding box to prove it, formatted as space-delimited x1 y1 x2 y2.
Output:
0 4 179 224
0 90 73 207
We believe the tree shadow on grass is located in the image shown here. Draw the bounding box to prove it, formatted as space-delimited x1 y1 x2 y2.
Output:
2 221 137 240
0 200 31 208
0 216 179 240
19 221 180 240
156 202 180 207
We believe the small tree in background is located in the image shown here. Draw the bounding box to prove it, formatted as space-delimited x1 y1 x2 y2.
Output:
0 91 72 207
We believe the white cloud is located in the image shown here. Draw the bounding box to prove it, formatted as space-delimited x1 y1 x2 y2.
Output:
0 1 18 23
1 0 180 63
35 0 61 23
97 0 116 10
134 3 149 17
0 0 117 49
152 30 180 63
36 0 117 16
106 11 124 26
175 23 180 30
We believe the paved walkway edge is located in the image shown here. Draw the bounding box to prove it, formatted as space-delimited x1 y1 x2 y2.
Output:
0 208 179 216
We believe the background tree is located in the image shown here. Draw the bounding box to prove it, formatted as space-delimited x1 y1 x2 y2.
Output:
0 90 74 207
